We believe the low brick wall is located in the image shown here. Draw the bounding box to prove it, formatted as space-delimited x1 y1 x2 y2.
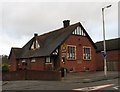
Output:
2 70 61 81
26 70 61 81
2 71 25 81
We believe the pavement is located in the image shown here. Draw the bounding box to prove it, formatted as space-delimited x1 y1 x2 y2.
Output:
2 71 119 85
62 71 119 83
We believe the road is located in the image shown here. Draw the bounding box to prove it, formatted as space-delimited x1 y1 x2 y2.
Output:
2 78 119 91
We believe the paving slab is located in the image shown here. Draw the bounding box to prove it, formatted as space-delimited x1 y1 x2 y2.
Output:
62 71 119 83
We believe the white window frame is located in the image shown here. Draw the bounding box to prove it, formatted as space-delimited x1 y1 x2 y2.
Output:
83 46 91 60
31 58 36 63
67 45 76 60
45 57 52 64
22 59 26 62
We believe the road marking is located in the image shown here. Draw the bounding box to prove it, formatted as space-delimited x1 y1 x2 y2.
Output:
2 81 9 86
73 84 114 91
113 86 119 90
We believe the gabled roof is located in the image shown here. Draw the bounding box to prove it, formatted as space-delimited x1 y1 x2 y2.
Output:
13 22 96 59
8 48 22 59
95 38 120 52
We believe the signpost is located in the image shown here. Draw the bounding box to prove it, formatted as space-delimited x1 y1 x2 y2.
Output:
101 51 107 77
61 44 67 78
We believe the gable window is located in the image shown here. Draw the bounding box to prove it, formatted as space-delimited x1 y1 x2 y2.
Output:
31 42 34 50
72 27 86 36
36 40 40 48
31 40 40 50
67 45 76 60
45 57 51 64
83 47 91 60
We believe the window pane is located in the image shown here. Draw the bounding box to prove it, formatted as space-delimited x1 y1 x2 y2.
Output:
67 46 76 60
46 57 51 63
31 59 36 63
83 47 91 60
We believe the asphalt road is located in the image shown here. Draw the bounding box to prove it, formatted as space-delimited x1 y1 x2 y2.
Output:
2 78 119 91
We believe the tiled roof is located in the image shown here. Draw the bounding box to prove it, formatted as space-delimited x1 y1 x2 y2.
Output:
8 48 22 59
10 22 96 59
95 38 120 52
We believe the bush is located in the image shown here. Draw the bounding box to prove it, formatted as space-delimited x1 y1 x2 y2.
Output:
2 64 9 72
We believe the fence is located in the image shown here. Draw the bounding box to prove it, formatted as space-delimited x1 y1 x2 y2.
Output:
2 70 61 81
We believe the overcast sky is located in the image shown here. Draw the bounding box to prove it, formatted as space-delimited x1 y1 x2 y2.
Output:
0 0 118 55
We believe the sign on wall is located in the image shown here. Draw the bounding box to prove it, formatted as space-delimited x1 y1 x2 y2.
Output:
61 44 67 58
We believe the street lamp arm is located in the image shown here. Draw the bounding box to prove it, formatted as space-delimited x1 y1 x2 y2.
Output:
106 5 112 8
102 5 112 9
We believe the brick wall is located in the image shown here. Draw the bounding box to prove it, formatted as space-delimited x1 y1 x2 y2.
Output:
26 70 61 80
30 58 45 70
60 35 96 72
17 58 45 71
2 70 61 81
9 52 17 71
96 53 104 71
96 50 120 71
2 71 25 80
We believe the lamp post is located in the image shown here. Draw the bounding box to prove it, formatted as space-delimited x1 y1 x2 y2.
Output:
102 5 112 77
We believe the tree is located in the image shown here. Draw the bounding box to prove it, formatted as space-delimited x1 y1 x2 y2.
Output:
2 55 9 64
1 55 9 72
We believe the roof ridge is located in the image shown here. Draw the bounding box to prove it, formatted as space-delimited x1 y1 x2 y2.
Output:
95 37 120 43
11 47 21 49
37 22 80 37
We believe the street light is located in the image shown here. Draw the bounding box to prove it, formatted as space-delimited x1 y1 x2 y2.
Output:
102 5 112 77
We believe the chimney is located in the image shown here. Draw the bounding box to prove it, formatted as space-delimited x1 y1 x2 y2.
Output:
63 20 70 28
34 33 38 37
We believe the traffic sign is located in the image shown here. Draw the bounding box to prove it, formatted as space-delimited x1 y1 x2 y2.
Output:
102 53 107 59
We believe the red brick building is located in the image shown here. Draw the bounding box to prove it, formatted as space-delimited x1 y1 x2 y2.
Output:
95 38 120 71
8 20 97 72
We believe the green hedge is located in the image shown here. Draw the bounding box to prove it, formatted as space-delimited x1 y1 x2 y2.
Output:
2 64 9 72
